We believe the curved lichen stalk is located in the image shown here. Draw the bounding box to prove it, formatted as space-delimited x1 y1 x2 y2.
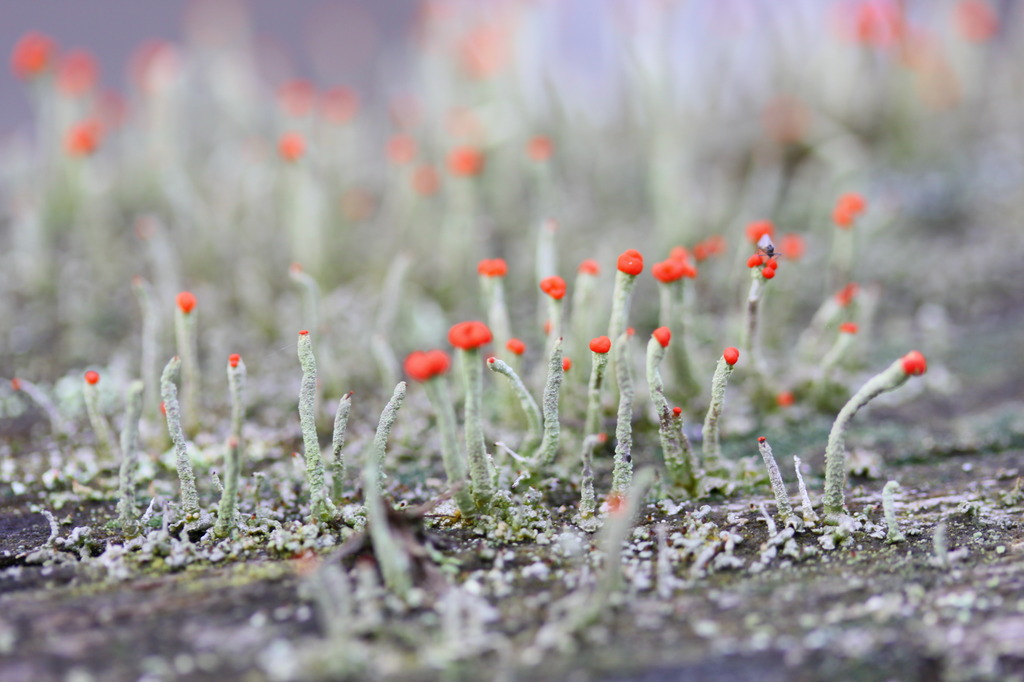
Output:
486 357 543 457
645 329 697 495
532 336 563 470
297 331 337 522
611 332 634 496
160 357 200 521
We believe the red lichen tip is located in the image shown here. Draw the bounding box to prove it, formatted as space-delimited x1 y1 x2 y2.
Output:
506 338 526 356
833 192 867 229
539 275 567 300
527 135 553 161
577 259 600 275
955 0 998 43
694 235 726 262
448 321 492 350
176 291 196 314
159 401 166 416
64 119 102 156
386 134 417 165
761 266 776 280
652 259 686 283
562 358 572 372
839 322 859 334
447 146 485 177
672 406 682 416
901 350 927 376
835 283 860 307
10 378 22 391
228 353 241 368
780 234 806 261
747 254 767 269
84 370 100 385
616 249 644 276
626 327 635 337
597 432 608 443
746 220 775 244
589 336 612 354
11 32 56 79
405 349 451 382
758 436 767 443
57 49 98 97
299 330 309 336
776 391 795 407
669 246 690 263
722 347 740 366
653 327 671 348
278 132 306 162
477 258 508 277
412 165 440 196
487 356 496 364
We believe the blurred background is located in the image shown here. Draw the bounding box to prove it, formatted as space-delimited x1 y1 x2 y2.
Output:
1 0 1021 420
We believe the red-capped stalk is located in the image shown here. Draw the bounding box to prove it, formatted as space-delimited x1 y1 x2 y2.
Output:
701 348 739 478
756 436 793 526
607 250 644 352
584 336 612 438
174 291 200 434
574 433 605 533
131 276 160 418
116 381 144 532
646 330 697 495
741 258 775 372
570 259 602 361
820 322 860 375
479 259 512 360
362 382 412 599
9 378 65 436
540 275 566 349
297 331 337 522
486 357 543 458
289 263 321 336
160 357 200 521
611 332 635 496
227 354 246 446
331 391 353 502
450 322 495 508
823 351 927 522
83 370 117 459
213 437 241 538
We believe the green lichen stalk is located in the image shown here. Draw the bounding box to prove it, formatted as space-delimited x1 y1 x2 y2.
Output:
607 271 639 361
823 352 927 522
533 337 563 470
370 382 406 494
131 276 160 418
227 355 246 444
174 301 200 434
459 348 494 508
362 385 412 599
583 342 610 438
701 351 738 478
297 331 336 522
611 333 634 496
883 480 905 544
331 391 353 501
83 374 117 459
574 434 603 533
422 377 475 517
756 436 793 525
214 437 241 538
646 334 697 494
486 357 542 458
160 357 200 519
116 381 144 530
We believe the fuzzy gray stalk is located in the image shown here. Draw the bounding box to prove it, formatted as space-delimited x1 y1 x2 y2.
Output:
227 355 246 445
214 437 241 538
583 342 610 438
160 357 200 520
793 455 820 526
83 374 117 459
756 436 793 525
297 331 337 522
883 480 906 543
116 381 144 530
700 354 737 478
646 334 697 494
532 336 563 470
486 357 542 457
362 383 412 598
459 347 494 508
574 434 603 533
174 303 200 435
611 333 634 495
422 377 475 517
331 391 353 501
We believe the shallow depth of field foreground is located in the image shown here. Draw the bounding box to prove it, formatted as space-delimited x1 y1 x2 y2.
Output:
2 2 1024 681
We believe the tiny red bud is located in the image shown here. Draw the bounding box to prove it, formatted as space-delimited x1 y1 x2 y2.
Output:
159 401 166 415
758 436 767 443
747 254 765 268
836 283 860 307
780 233 806 261
669 246 690 263
761 267 776 280
589 336 611 354
776 391 795 407
626 327 635 336
506 338 526 355
477 258 508 277
722 347 740 365
901 350 927 376
448 321 492 350
672 406 682 416
299 330 309 336
597 432 608 443
84 370 100 385
653 327 671 348
839 322 859 334
652 259 686 283
746 220 774 244
527 135 553 161
540 275 567 300
405 349 451 382
562 357 572 372
229 353 241 368
10 378 22 391
447 146 485 177
577 259 600 275
176 291 196 314
544 319 552 336
278 132 306 161
616 249 644 276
